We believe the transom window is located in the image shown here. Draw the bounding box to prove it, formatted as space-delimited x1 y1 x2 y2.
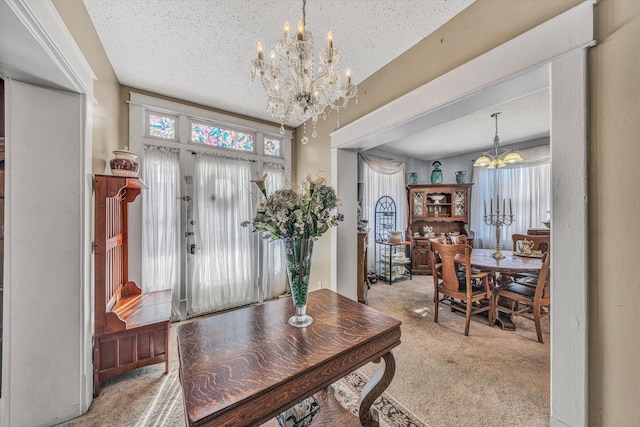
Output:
147 112 177 140
264 137 282 157
191 122 254 152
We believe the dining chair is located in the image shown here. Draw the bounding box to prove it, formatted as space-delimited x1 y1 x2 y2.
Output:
430 242 492 336
511 233 550 283
428 236 448 273
427 237 449 300
449 234 468 245
491 252 551 343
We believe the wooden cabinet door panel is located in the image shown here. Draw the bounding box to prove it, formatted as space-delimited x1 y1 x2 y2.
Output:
412 243 430 273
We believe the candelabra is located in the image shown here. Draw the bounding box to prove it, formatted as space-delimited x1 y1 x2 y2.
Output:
483 197 514 259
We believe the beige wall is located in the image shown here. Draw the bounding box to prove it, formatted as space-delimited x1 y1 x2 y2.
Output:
52 0 122 173
296 0 582 297
589 0 640 424
54 0 640 423
296 0 640 424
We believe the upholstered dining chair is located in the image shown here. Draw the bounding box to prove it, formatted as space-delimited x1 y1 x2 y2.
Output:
491 252 551 343
429 242 492 336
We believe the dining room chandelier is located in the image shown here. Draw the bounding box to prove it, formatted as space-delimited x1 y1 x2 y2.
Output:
250 0 357 144
473 112 524 169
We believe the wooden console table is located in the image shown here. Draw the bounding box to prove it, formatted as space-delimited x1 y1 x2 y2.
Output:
177 289 402 426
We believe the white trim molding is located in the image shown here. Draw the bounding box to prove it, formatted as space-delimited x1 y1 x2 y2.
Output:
4 0 96 98
331 2 593 426
1 0 96 423
331 1 595 151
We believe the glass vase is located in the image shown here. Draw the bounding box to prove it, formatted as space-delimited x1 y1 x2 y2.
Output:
284 238 314 327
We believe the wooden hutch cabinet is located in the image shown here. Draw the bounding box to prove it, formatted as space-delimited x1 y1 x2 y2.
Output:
407 183 473 274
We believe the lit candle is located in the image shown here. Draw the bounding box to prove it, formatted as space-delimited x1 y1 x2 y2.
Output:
297 21 304 41
257 42 264 60
327 31 334 49
510 198 513 215
284 21 290 38
270 50 276 66
346 68 352 85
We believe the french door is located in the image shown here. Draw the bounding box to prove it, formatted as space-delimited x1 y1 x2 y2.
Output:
186 152 259 316
130 94 291 320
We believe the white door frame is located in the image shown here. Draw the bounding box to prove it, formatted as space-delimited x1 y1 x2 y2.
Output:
330 2 593 426
1 0 96 423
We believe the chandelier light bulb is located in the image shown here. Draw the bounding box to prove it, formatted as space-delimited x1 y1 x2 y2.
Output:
257 42 264 60
284 21 290 37
327 31 333 49
297 21 304 40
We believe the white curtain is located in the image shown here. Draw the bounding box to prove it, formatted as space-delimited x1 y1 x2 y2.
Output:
261 163 288 300
470 145 551 250
141 146 181 320
359 154 408 272
188 153 257 315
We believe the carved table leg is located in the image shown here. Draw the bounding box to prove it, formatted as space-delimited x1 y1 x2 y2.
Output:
358 351 396 427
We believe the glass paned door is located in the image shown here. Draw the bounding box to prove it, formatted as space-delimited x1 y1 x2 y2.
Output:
186 152 259 316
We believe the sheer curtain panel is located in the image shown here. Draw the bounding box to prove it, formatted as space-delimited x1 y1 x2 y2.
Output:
470 145 551 250
141 146 181 320
261 163 288 300
359 154 408 272
188 153 257 315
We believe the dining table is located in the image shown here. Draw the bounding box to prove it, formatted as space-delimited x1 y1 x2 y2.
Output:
458 248 544 330
467 248 543 277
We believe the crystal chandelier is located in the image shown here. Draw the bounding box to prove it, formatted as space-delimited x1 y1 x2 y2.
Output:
473 112 524 169
250 0 357 144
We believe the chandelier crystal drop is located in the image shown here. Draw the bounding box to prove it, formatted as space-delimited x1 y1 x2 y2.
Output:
250 0 357 143
473 112 524 169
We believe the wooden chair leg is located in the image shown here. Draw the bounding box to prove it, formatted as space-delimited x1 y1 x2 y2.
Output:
534 303 544 344
434 291 440 324
464 299 472 336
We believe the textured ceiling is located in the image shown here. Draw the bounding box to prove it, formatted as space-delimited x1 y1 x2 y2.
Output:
83 0 474 127
82 0 549 159
380 88 550 160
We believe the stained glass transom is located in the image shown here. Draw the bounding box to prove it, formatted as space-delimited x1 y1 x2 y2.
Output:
264 137 281 157
148 114 176 139
191 122 254 151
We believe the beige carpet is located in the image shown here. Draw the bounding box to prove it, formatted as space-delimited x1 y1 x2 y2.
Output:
360 275 550 427
59 274 549 427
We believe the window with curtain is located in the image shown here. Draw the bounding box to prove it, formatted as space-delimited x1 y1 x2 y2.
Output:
359 154 408 272
261 163 289 300
188 153 257 315
141 146 181 320
470 145 551 251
